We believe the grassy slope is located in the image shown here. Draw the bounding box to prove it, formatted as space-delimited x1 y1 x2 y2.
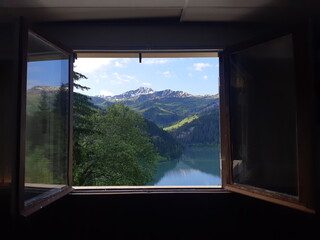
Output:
163 115 199 131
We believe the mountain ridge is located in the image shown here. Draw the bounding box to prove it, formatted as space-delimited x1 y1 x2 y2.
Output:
95 87 218 102
89 87 219 128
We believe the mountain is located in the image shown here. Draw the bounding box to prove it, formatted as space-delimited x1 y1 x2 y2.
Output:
90 87 219 128
96 87 193 102
144 119 184 160
167 106 220 146
101 87 155 101
28 86 60 93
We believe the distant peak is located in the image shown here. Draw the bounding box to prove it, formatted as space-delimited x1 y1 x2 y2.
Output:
135 87 154 93
94 87 217 101
124 87 155 96
138 87 153 90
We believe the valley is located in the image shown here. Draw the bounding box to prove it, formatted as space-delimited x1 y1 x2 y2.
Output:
89 87 220 148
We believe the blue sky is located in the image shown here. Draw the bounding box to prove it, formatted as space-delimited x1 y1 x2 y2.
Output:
27 59 69 89
74 57 219 96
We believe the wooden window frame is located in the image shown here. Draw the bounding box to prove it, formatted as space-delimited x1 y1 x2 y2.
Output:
219 26 316 214
72 50 223 192
19 21 74 216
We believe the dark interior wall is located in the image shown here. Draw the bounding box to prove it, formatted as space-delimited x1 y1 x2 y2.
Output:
0 15 319 239
34 20 278 51
312 15 320 216
0 18 21 234
17 18 320 240
19 192 318 240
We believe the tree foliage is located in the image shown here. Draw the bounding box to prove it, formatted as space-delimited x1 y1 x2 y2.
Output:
145 119 184 159
168 110 220 146
73 103 158 186
25 84 69 184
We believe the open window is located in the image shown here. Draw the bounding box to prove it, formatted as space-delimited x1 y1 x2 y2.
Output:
72 52 221 189
19 26 74 216
220 30 315 213
18 23 315 216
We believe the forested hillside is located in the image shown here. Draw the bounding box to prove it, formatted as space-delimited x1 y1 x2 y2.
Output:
167 110 220 146
144 119 184 160
90 87 218 128
90 87 220 147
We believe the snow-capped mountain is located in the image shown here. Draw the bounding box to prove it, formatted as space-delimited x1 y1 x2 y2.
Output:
99 87 193 101
111 87 154 100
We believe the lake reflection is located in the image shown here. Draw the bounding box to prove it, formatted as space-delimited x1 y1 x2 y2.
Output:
149 146 221 186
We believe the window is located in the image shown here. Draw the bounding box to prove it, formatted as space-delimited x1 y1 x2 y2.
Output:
20 28 74 216
72 52 221 188
220 32 315 213
19 26 315 215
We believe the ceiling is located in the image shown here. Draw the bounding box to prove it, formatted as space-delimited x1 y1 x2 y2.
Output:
0 0 316 23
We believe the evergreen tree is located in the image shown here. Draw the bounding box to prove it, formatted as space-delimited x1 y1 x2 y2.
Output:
25 91 53 183
73 72 96 137
169 109 220 146
51 83 69 184
27 91 50 148
72 71 98 184
145 119 184 159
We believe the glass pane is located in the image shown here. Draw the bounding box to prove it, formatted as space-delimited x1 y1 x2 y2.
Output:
229 35 298 196
24 32 69 205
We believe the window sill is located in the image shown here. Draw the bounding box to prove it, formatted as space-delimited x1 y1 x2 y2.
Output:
21 185 73 217
70 185 229 195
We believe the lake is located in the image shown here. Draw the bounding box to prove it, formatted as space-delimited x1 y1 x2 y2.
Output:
148 145 221 186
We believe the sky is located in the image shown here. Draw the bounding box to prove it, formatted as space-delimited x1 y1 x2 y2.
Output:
27 59 69 89
74 57 219 97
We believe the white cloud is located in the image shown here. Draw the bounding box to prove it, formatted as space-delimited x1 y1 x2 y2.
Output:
74 58 113 73
203 75 208 79
143 59 170 65
163 71 172 78
193 63 212 71
98 73 109 79
142 82 152 86
99 90 114 96
114 61 124 67
110 72 136 85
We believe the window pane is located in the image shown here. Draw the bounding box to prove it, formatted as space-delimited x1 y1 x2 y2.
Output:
229 35 298 196
24 32 69 205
